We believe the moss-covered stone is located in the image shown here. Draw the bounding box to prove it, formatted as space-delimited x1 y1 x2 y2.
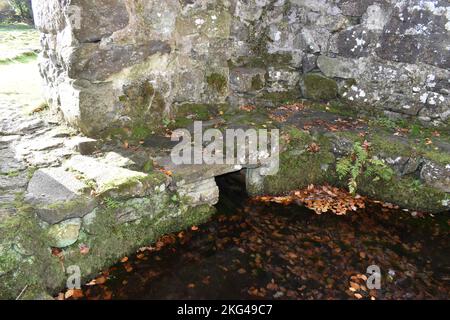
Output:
47 218 82 248
260 128 337 195
0 186 216 299
251 74 264 91
0 206 64 299
114 81 167 141
337 129 450 167
309 100 360 118
259 90 300 105
61 195 215 291
99 171 167 199
230 53 293 69
357 176 448 213
303 73 338 101
206 73 228 94
257 125 449 213
171 103 232 130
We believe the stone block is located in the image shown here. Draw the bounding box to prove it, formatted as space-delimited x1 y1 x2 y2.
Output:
25 168 97 224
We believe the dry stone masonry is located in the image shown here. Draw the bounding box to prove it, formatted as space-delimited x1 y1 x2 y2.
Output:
0 0 448 299
33 0 450 136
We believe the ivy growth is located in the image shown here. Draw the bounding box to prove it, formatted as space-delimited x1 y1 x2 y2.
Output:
336 142 394 195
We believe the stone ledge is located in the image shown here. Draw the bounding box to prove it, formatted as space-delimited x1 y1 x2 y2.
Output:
25 167 97 224
64 155 168 198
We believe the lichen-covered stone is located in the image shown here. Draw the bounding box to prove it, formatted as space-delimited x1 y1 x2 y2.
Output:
420 161 450 193
318 55 450 124
33 0 450 133
230 68 267 94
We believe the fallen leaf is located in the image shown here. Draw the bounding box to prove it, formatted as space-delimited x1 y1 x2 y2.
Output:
79 244 90 255
95 276 107 285
238 268 247 274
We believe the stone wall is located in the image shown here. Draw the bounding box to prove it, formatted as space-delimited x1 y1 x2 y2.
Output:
32 0 450 136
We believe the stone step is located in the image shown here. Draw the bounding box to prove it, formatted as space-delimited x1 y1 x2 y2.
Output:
64 155 168 198
24 167 97 224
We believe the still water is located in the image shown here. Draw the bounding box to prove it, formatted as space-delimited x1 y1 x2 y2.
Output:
75 173 449 300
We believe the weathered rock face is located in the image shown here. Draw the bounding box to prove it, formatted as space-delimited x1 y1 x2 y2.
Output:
33 0 450 136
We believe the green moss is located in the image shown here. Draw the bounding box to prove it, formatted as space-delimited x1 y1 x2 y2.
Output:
131 124 153 141
0 170 20 177
309 101 359 118
357 176 448 213
423 150 450 166
115 81 166 141
260 90 300 105
170 117 194 130
26 167 37 180
229 52 293 69
220 106 273 129
259 127 449 213
261 129 337 195
334 127 450 169
142 160 155 173
303 73 338 101
263 53 293 66
0 182 216 299
99 171 166 197
177 103 211 120
206 73 228 94
0 200 64 299
251 74 264 91
46 197 93 213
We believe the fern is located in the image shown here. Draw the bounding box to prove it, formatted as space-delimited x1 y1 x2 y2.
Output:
104 197 121 209
336 142 394 195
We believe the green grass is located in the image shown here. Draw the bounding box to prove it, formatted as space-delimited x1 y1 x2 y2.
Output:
0 23 43 113
0 50 37 65
0 23 40 62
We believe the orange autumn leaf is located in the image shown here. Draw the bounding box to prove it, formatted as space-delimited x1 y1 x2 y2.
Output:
239 105 256 112
354 293 363 299
157 168 173 176
253 184 366 215
95 276 107 285
124 262 133 273
65 289 84 299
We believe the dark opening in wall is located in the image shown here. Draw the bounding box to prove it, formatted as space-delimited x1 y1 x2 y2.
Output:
215 170 248 213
